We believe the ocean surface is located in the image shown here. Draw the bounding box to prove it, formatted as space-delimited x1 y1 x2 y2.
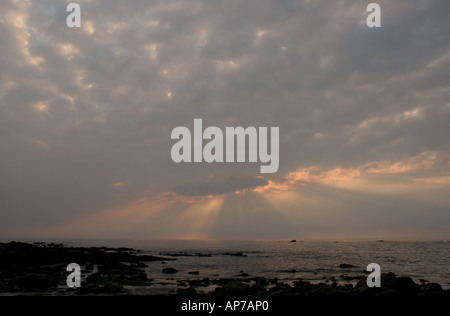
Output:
2 239 449 294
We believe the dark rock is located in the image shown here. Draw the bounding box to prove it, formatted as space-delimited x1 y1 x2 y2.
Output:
250 283 267 295
224 252 246 257
138 255 176 262
162 267 178 274
212 280 251 296
290 240 297 243
177 287 198 296
77 283 124 295
339 264 358 269
99 261 130 271
188 271 200 275
236 272 250 277
420 282 442 292
254 277 268 286
85 264 94 271
387 277 419 293
132 262 148 268
13 273 58 290
269 278 278 284
189 278 211 287
381 272 396 285
86 272 104 283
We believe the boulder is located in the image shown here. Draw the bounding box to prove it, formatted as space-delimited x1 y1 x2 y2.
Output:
387 277 419 293
381 272 396 285
420 282 442 292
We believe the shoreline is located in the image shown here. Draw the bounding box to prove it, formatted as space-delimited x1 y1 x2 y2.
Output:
0 241 448 296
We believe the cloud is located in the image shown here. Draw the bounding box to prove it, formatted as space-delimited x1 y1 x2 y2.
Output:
174 176 268 196
1 0 449 239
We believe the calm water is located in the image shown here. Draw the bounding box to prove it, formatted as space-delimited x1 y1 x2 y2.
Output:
2 239 449 294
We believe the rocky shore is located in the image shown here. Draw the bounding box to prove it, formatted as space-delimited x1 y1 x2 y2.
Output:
0 241 448 296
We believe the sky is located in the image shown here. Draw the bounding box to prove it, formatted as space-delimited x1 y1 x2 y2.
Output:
0 0 449 240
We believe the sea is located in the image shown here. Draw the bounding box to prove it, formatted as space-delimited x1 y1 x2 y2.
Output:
2 238 449 294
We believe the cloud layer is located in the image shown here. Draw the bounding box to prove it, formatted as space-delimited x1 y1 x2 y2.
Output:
1 0 449 239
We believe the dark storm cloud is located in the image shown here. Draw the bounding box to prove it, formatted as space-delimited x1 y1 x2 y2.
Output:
0 0 449 238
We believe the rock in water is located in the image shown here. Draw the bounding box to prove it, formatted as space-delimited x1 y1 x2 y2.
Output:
339 264 358 268
162 267 178 274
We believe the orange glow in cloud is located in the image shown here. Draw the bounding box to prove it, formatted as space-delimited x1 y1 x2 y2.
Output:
42 152 447 240
364 152 436 174
254 151 442 194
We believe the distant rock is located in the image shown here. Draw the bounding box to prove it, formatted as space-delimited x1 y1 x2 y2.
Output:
188 271 200 275
339 264 358 269
162 267 178 274
290 240 297 243
223 252 247 257
236 272 250 277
